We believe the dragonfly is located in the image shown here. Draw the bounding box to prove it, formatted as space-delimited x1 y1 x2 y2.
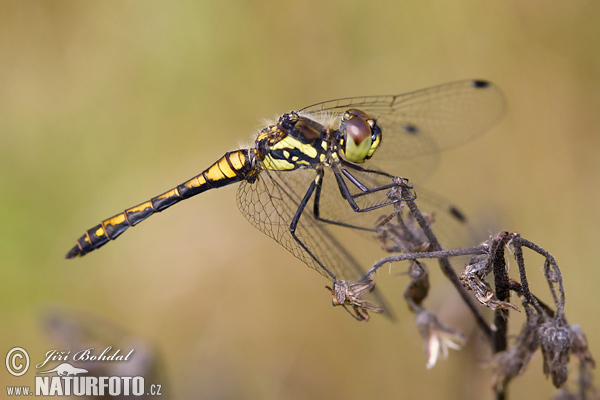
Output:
66 79 504 320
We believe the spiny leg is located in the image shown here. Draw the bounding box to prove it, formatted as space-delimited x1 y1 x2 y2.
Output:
311 162 414 232
288 172 337 280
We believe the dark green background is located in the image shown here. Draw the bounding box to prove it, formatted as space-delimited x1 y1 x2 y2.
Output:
2 1 598 398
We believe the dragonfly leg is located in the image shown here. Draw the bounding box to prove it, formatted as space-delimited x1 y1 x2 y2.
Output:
337 161 415 212
310 162 415 233
289 175 337 280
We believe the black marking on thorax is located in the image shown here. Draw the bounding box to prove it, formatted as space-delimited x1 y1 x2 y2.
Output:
258 112 332 169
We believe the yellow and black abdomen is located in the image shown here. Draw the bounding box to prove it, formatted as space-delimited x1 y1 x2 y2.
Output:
66 150 254 259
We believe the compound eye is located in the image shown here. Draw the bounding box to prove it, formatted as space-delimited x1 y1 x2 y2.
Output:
345 108 371 120
343 117 373 163
346 117 371 145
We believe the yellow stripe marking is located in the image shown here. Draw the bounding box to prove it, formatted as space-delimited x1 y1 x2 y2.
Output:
183 174 207 190
196 174 207 186
127 202 152 213
106 214 126 226
217 158 237 178
262 156 294 171
275 138 318 159
156 188 179 200
205 163 226 181
228 152 246 170
95 227 105 237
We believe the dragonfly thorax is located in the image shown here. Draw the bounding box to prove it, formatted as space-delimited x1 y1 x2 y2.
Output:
258 112 330 171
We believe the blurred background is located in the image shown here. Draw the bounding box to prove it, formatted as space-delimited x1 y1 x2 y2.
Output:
1 1 598 398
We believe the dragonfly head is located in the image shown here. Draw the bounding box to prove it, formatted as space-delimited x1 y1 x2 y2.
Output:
340 109 382 163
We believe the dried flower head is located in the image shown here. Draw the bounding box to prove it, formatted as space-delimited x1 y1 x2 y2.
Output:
415 310 465 369
539 320 571 388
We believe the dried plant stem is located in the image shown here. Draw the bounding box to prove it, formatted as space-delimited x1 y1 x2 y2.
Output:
353 178 595 398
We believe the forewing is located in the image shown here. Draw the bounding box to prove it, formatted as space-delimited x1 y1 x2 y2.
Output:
313 164 475 252
236 166 367 282
236 166 395 317
299 80 505 179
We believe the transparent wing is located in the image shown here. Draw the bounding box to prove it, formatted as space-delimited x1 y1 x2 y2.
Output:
313 162 476 252
298 79 505 180
236 166 367 281
236 166 395 317
234 80 503 316
235 161 473 315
